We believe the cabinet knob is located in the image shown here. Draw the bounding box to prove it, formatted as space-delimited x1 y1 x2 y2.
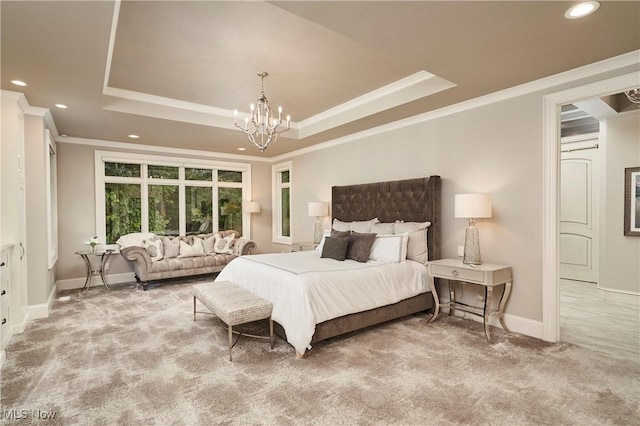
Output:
0 262 5 267
1 290 5 296
1 318 6 325
452 269 459 277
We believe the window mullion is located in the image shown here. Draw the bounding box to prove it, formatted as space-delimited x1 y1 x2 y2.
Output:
141 164 149 232
179 167 186 236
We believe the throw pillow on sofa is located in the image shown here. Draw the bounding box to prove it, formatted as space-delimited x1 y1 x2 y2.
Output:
162 236 180 259
203 234 216 255
178 237 206 258
142 237 164 262
214 234 235 254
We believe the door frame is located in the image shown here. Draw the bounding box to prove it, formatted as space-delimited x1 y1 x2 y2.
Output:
542 72 639 342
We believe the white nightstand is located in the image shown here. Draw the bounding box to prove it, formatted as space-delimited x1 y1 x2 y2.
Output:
427 258 512 342
291 241 318 252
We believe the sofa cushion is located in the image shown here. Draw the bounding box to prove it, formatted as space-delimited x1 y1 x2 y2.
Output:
162 236 180 259
214 234 235 254
178 237 206 258
142 237 164 262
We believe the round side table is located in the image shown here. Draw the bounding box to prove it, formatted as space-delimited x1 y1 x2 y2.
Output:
75 249 116 291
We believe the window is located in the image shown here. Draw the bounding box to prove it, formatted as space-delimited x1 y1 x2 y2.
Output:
272 161 292 244
95 152 252 244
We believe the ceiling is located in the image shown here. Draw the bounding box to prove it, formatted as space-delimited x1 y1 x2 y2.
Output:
2 1 639 158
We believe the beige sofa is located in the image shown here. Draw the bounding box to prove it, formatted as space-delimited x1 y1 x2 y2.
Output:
119 230 256 290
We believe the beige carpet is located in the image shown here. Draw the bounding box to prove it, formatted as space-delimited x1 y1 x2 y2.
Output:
1 281 639 425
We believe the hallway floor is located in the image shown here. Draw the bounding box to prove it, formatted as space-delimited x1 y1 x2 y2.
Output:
560 279 639 361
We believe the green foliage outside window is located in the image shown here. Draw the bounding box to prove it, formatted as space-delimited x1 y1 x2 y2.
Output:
281 186 290 237
105 183 141 244
148 185 179 236
105 162 140 178
218 187 242 234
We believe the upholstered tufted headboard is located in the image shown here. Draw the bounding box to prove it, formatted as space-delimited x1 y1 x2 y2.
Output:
331 176 441 260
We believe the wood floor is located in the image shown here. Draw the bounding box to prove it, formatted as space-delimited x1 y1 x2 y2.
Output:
560 279 640 361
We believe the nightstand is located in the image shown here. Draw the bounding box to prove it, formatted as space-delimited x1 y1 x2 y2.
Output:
291 241 318 252
427 258 512 342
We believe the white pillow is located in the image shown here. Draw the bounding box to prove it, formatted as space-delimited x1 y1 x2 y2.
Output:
203 234 216 255
332 218 380 233
369 234 408 263
178 237 205 258
116 232 157 248
371 222 394 235
214 234 235 254
394 221 431 265
142 237 164 262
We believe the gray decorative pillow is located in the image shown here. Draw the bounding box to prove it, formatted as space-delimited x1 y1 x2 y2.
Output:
347 232 377 263
162 236 180 259
330 229 350 239
320 237 349 261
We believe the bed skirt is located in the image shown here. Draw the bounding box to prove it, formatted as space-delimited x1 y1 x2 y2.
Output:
273 292 434 347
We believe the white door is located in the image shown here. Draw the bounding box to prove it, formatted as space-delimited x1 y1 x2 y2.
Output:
560 138 599 283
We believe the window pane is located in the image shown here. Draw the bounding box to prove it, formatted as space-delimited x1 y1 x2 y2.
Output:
148 185 179 236
218 170 242 183
148 165 179 180
281 187 290 237
186 186 213 235
105 162 140 178
185 168 213 181
281 170 290 183
218 187 242 234
105 183 141 244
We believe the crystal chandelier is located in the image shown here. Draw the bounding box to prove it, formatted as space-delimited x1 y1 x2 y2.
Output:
624 88 640 107
234 72 290 152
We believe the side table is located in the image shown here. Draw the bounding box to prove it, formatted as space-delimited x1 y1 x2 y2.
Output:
427 258 512 342
76 249 116 291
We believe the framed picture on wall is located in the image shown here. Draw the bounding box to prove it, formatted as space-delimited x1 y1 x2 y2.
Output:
624 166 640 236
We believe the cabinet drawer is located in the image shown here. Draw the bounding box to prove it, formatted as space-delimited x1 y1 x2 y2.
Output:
430 264 485 283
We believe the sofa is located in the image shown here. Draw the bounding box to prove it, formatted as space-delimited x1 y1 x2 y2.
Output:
119 230 256 290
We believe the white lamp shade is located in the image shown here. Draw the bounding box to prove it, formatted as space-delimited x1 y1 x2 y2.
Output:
455 194 492 219
308 201 329 217
243 201 261 213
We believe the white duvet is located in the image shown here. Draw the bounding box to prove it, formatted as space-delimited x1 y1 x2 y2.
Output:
215 251 429 355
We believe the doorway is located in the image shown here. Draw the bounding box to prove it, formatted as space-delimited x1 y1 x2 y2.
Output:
542 71 639 346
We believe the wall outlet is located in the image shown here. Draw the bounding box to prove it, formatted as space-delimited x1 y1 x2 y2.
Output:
457 246 464 257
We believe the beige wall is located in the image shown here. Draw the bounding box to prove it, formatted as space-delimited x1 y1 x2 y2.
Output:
281 93 544 321
55 143 273 282
24 114 56 306
600 112 640 293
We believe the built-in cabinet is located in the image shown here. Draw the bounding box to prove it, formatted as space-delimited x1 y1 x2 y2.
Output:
1 91 30 362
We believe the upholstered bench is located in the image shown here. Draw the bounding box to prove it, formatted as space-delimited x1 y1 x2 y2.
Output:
192 281 274 361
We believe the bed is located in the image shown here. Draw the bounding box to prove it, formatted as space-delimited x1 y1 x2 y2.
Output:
215 175 441 356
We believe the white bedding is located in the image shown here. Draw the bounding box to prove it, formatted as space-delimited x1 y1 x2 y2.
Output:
215 251 429 355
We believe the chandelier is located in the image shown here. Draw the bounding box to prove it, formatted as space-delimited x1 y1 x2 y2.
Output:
234 72 291 152
624 88 640 107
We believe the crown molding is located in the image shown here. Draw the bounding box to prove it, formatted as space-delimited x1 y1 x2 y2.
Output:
271 50 640 163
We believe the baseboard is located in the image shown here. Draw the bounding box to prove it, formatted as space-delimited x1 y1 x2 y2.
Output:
28 285 58 320
596 285 640 303
56 272 135 292
438 303 543 339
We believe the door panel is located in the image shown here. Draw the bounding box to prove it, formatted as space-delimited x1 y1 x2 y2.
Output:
560 139 598 283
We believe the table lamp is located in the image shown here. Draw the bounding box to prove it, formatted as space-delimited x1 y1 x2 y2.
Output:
454 194 492 265
308 202 329 243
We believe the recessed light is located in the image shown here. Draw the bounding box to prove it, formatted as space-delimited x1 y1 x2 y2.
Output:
565 2 600 19
128 134 140 139
237 147 246 151
11 80 27 87
60 134 68 137
55 104 68 109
